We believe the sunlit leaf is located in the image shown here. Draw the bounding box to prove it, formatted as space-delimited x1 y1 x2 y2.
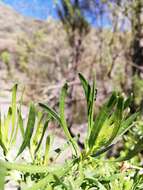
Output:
4 107 12 145
17 103 36 157
39 103 60 124
78 73 91 104
59 83 79 155
34 119 50 156
18 109 24 138
10 84 17 142
44 135 51 166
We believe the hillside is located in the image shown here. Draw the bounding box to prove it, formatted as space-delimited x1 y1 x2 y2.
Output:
0 4 68 102
0 4 131 106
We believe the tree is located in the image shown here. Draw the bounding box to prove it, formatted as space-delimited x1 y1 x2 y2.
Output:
56 0 90 129
56 0 89 80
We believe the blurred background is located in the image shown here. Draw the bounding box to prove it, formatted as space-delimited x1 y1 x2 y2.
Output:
0 0 143 137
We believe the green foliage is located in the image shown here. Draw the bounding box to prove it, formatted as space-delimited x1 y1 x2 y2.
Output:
119 119 143 162
17 103 36 158
0 73 142 189
0 85 51 166
78 73 139 158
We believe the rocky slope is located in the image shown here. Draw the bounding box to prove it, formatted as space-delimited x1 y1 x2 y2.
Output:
0 3 69 102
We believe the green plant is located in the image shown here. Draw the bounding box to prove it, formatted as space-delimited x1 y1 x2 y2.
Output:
0 85 50 163
40 73 139 159
0 73 142 189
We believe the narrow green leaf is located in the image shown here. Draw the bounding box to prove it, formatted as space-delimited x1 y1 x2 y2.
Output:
34 119 50 156
39 103 61 124
88 79 96 130
10 84 17 142
84 78 96 149
59 83 72 140
18 109 24 138
44 135 51 166
40 85 79 155
4 107 12 144
78 73 91 103
91 144 114 158
59 83 79 155
17 86 25 138
0 112 7 154
118 112 139 136
0 140 7 155
32 112 44 154
17 103 36 157
11 115 21 146
19 86 25 112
